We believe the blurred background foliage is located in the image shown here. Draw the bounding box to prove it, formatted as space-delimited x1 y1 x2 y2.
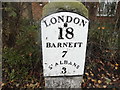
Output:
2 1 120 88
2 2 44 88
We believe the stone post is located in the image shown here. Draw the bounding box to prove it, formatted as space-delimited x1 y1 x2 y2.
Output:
41 0 89 88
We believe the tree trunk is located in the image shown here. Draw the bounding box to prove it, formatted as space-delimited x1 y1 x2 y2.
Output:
22 3 33 21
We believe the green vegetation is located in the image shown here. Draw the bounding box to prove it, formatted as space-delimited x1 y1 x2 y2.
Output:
2 2 120 89
82 20 119 88
42 1 88 18
2 3 44 88
2 19 44 88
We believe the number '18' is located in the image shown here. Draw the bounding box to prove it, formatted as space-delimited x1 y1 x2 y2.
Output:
58 27 74 39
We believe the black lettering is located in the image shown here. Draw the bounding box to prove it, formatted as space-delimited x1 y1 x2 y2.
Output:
73 63 77 67
74 17 80 24
62 51 67 57
60 61 63 64
46 42 51 48
50 17 57 24
52 43 56 48
58 27 64 39
68 62 72 65
62 67 67 74
63 42 68 47
66 16 72 23
80 19 87 27
55 63 59 66
57 43 62 47
69 42 73 48
66 27 74 39
76 65 80 69
64 60 68 64
48 64 53 70
74 42 77 47
78 42 83 47
58 16 64 23
46 42 83 48
43 20 51 27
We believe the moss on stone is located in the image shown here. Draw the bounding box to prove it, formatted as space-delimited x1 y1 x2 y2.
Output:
42 0 88 18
